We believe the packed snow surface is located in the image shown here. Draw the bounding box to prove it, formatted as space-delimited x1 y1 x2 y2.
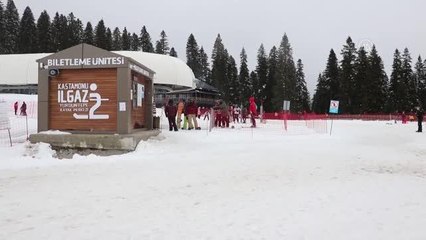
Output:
0 95 425 240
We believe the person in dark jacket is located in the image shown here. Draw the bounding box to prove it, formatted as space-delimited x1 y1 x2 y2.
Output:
416 106 424 133
20 101 27 116
14 101 18 115
165 99 178 131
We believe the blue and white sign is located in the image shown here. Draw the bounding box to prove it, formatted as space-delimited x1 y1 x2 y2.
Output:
329 100 339 114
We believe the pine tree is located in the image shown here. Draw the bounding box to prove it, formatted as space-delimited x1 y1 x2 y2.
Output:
199 46 211 83
255 44 268 108
353 47 369 113
51 13 68 51
294 59 310 112
105 27 112 51
250 71 258 101
0 1 6 53
130 33 140 51
18 6 37 53
273 34 297 112
340 37 357 113
402 48 417 110
140 25 154 52
155 30 169 54
67 13 83 47
325 49 340 101
367 45 388 113
169 47 177 57
94 19 107 49
414 56 426 109
83 22 94 45
121 27 130 50
3 0 20 53
36 10 52 53
312 73 328 113
211 34 229 97
186 34 202 78
313 49 340 113
111 27 122 50
227 55 239 104
239 48 251 105
389 49 404 112
266 46 278 111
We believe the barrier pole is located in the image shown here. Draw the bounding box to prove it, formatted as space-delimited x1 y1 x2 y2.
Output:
26 115 29 140
8 128 12 147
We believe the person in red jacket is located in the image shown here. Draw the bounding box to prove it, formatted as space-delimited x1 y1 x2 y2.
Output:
165 99 178 131
249 96 257 128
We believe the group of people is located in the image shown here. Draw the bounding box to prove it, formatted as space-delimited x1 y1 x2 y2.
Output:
211 97 257 128
164 96 259 131
164 98 201 132
13 101 27 116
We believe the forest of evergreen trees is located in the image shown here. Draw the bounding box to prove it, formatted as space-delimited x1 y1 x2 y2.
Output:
313 37 426 114
0 0 425 113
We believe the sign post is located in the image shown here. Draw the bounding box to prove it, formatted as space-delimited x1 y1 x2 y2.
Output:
329 100 339 136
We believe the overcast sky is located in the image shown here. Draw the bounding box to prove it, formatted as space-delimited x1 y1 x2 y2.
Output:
15 0 426 94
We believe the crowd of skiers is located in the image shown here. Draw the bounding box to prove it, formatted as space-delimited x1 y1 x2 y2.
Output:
164 97 259 131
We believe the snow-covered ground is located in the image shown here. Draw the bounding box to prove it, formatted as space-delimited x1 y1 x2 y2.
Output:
0 94 425 240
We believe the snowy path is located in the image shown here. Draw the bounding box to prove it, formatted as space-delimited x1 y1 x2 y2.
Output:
0 120 426 239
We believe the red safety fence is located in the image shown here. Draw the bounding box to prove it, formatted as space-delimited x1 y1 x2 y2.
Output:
262 112 414 121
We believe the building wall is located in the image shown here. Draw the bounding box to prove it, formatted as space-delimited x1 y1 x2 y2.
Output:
48 68 118 132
